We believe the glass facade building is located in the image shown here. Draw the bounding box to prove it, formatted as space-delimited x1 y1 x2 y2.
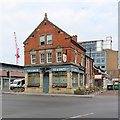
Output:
81 37 112 70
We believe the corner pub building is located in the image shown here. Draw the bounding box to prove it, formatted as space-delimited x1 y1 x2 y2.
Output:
23 13 94 94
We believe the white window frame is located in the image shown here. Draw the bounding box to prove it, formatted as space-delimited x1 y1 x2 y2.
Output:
56 52 62 63
40 54 45 64
40 35 45 45
47 53 52 63
31 54 36 64
47 34 52 44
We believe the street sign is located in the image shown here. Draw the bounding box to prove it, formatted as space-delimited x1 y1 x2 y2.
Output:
63 54 67 62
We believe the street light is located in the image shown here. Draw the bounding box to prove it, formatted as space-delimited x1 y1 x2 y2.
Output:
89 48 91 88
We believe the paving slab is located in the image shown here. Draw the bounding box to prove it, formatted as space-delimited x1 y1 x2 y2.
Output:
1 91 94 98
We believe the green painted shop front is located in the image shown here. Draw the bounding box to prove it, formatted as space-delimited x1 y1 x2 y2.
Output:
24 65 85 93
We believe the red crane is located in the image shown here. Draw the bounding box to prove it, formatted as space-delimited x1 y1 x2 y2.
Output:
14 32 20 65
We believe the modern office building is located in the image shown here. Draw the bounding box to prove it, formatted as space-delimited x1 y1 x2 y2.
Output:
80 37 112 70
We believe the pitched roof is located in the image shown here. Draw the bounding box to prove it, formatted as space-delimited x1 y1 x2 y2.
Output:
23 13 71 44
71 40 86 52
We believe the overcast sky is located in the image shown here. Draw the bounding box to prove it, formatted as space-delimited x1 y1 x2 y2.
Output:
0 0 118 66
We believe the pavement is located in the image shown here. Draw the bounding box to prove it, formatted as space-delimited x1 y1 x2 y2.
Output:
0 89 118 97
97 90 118 96
1 90 94 98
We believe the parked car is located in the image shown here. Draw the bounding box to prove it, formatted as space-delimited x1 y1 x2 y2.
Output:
107 84 113 90
10 79 25 90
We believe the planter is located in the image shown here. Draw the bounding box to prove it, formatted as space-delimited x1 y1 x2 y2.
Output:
74 90 85 95
13 88 25 92
52 84 67 88
27 85 40 87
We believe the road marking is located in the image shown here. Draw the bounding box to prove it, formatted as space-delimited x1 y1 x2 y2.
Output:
70 112 94 118
62 112 94 120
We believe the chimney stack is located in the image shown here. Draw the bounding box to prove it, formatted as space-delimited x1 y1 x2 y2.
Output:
72 35 77 42
44 13 48 20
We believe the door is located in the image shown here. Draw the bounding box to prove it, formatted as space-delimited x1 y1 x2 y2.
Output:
3 79 9 89
43 72 49 93
95 80 98 87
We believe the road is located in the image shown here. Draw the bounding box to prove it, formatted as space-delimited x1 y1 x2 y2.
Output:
1 94 118 119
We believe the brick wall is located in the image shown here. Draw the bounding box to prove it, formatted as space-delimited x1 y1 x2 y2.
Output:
24 19 85 66
0 71 24 77
105 49 119 78
85 56 94 87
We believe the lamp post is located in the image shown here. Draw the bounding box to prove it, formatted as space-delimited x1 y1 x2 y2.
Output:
89 48 91 88
7 71 11 90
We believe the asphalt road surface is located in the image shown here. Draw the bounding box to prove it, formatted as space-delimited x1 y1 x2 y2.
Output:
1 94 118 119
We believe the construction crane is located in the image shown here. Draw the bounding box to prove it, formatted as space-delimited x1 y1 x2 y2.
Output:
14 32 20 65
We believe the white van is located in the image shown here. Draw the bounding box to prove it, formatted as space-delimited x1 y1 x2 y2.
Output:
10 79 25 90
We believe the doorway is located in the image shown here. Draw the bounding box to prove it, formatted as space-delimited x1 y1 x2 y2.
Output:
43 72 49 93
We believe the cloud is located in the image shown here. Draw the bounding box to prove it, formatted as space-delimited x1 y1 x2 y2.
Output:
0 1 118 65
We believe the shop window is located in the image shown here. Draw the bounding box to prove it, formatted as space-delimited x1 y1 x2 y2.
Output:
40 54 45 64
56 52 62 63
47 53 52 63
72 72 78 87
52 72 67 88
40 35 45 45
80 74 83 86
28 73 40 87
47 34 52 44
31 54 36 64
3 79 9 89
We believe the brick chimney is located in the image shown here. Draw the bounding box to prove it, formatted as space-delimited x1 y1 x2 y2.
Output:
72 35 77 42
44 13 48 20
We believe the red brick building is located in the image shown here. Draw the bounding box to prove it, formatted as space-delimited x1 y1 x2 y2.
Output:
85 56 94 88
23 13 94 93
